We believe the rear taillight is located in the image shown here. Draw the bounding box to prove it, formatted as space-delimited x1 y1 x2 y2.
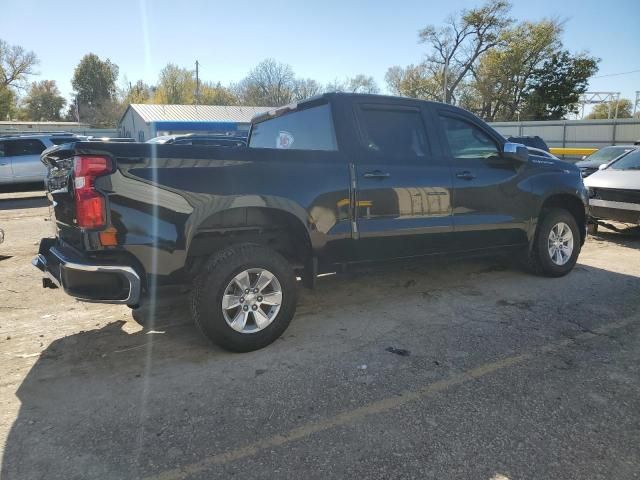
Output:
73 155 111 229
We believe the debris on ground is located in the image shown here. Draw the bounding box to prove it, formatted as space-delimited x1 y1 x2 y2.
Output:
385 347 410 357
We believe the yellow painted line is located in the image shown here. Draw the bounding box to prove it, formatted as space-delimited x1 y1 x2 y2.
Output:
549 147 598 156
147 315 638 480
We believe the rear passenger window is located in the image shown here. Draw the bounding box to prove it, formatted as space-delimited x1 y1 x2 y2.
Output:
249 104 337 151
439 115 498 160
4 139 47 156
357 107 428 158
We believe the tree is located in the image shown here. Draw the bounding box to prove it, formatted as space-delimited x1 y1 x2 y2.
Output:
0 39 38 120
319 75 380 95
199 82 238 105
586 98 633 119
0 39 39 90
293 78 322 101
236 59 296 106
418 0 512 104
72 53 118 105
345 74 379 94
20 80 66 121
0 87 16 120
524 51 599 120
123 80 154 104
385 64 442 100
472 19 564 120
71 54 119 126
154 64 195 104
324 78 346 93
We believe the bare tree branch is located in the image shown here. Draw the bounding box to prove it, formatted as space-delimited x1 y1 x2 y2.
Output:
0 39 39 90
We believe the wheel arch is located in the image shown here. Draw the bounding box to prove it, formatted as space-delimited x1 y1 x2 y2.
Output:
538 193 587 246
185 206 313 275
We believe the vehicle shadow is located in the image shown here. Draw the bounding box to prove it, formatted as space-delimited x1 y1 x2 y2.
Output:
0 183 44 194
0 196 48 211
2 259 639 479
591 226 640 249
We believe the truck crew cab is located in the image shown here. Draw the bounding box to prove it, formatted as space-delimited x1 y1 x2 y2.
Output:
34 93 588 351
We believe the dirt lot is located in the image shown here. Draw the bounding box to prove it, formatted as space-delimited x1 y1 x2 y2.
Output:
1 189 640 480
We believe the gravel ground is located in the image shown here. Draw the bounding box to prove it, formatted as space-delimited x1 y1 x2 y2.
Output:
1 189 639 480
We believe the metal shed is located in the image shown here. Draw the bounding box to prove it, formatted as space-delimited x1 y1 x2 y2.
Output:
118 104 273 142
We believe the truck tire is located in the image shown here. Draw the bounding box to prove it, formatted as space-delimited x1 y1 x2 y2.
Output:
521 208 581 277
190 243 297 352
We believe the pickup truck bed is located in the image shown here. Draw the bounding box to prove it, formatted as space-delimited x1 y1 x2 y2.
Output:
34 93 588 351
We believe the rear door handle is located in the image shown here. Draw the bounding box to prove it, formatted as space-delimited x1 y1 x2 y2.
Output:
363 170 390 179
456 171 476 181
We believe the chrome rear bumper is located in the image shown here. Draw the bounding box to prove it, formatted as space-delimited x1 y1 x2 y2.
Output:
32 239 141 307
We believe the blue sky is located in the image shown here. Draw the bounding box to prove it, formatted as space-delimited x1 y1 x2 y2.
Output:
2 0 639 107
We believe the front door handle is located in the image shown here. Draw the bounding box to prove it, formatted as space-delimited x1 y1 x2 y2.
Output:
363 170 390 179
456 171 476 181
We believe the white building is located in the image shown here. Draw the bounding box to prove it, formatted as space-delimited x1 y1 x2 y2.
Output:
118 104 272 142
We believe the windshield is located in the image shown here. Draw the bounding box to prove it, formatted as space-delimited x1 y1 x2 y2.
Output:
609 149 640 170
583 146 633 164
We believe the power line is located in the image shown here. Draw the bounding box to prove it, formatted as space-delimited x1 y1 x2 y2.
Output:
593 68 640 78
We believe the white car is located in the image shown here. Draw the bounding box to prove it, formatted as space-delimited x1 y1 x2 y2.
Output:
0 134 82 185
584 148 640 230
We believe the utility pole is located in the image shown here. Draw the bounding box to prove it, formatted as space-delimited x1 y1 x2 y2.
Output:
443 57 449 104
634 91 640 116
195 60 200 106
613 92 620 120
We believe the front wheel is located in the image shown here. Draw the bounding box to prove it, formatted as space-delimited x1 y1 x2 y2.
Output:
190 243 298 352
522 208 581 277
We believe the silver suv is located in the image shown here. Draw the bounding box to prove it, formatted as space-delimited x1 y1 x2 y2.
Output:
0 133 83 185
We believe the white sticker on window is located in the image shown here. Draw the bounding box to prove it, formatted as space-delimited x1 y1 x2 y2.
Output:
276 131 294 149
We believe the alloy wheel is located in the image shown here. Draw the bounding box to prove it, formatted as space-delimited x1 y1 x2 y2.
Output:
221 268 283 333
547 222 574 266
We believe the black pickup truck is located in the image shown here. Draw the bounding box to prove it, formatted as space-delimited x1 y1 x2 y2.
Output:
34 93 588 351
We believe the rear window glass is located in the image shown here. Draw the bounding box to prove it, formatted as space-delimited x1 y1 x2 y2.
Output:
249 104 337 151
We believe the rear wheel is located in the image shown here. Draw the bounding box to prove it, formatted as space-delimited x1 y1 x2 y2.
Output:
522 208 581 277
190 243 297 352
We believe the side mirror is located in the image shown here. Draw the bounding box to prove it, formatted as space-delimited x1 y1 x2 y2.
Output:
502 142 529 163
598 163 608 170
